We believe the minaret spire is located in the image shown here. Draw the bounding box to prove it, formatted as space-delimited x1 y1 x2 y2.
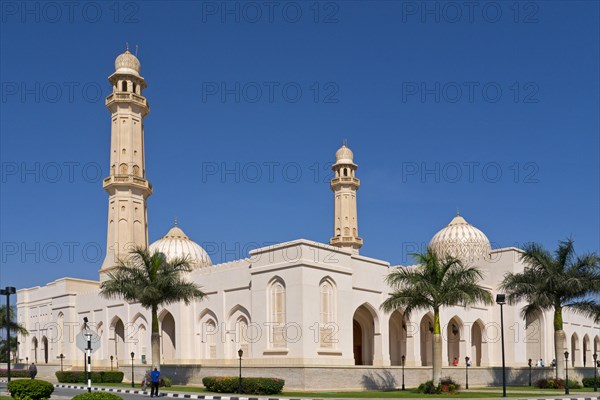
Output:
99 49 151 280
329 144 362 253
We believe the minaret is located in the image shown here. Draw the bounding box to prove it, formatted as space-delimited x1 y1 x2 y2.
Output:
329 144 363 253
99 49 152 280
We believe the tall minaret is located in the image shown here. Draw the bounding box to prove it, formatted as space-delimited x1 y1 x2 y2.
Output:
99 49 152 280
329 144 363 253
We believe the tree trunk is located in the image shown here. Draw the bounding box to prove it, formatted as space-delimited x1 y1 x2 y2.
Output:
151 305 160 369
433 334 443 383
432 307 442 383
555 329 566 379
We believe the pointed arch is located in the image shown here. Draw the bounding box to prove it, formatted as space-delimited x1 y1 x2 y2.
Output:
594 336 600 355
319 277 337 349
109 317 126 363
352 303 379 366
571 332 580 367
583 334 591 367
41 336 49 364
525 310 544 363
389 308 407 366
447 316 464 366
159 310 176 362
268 277 286 348
227 305 251 358
419 313 434 366
471 319 485 367
198 309 219 360
31 336 38 363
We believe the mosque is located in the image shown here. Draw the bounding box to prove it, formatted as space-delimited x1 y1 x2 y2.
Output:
15 50 600 389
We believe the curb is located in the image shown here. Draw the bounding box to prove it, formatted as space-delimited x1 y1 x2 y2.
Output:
54 385 307 400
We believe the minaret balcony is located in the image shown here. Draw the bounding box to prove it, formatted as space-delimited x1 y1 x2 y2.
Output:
103 174 152 193
330 176 360 189
105 92 149 109
329 236 363 246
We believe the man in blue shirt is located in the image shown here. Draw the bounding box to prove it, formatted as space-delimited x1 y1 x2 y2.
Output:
150 367 160 397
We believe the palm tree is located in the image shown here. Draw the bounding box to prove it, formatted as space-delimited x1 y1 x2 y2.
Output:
0 305 28 362
382 249 493 383
500 238 600 379
0 305 28 336
100 247 206 368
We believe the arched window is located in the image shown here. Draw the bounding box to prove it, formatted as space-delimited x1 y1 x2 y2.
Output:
119 163 128 175
132 165 140 176
269 279 286 348
132 82 137 94
320 279 336 348
236 317 249 355
121 81 128 92
206 319 217 359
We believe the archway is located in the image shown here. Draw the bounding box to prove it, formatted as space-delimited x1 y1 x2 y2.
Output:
160 311 176 361
583 335 590 367
110 317 125 363
447 317 462 366
352 305 376 365
525 311 543 363
389 309 407 366
419 314 433 366
471 320 484 366
41 336 49 364
571 333 579 367
595 336 600 355
31 337 38 363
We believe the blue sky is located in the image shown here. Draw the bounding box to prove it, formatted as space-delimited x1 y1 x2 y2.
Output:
1 1 599 289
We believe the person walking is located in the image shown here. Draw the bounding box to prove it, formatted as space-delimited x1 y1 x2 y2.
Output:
28 363 37 379
150 367 160 397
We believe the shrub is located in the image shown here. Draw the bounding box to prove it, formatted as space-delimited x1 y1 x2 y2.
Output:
55 371 124 384
160 377 172 387
582 377 600 388
202 376 285 395
72 393 123 400
440 376 460 391
417 380 439 394
0 370 30 378
7 379 54 400
536 378 581 389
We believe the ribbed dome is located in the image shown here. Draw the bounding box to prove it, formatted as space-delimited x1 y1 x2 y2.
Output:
149 226 212 268
114 50 141 77
335 144 354 165
429 214 491 263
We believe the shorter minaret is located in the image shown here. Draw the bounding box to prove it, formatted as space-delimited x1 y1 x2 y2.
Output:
329 144 363 253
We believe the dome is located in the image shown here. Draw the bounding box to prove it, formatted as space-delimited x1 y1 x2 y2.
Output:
149 226 212 268
428 214 491 263
335 144 354 165
114 50 141 77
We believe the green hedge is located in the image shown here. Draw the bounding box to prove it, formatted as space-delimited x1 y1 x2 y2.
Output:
55 371 124 384
202 376 284 395
536 378 581 389
72 393 123 400
0 370 30 378
7 379 54 400
582 377 600 387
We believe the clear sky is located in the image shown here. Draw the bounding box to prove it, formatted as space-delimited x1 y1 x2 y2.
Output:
1 1 599 289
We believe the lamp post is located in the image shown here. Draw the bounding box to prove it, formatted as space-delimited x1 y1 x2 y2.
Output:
528 358 532 386
401 355 406 390
130 352 135 388
564 351 569 395
1 287 17 382
465 356 470 389
84 330 93 393
110 355 114 371
496 294 507 398
59 354 64 372
593 353 598 392
238 348 243 394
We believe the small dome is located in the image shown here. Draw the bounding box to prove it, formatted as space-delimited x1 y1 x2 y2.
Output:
114 50 141 77
428 214 491 263
149 226 212 268
335 144 354 165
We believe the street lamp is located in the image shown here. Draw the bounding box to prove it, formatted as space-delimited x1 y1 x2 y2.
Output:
110 355 114 371
593 353 598 392
59 354 64 372
528 358 532 386
84 330 93 393
130 352 135 388
496 294 507 398
401 355 406 390
564 351 569 395
1 287 17 382
238 348 243 394
465 356 470 389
